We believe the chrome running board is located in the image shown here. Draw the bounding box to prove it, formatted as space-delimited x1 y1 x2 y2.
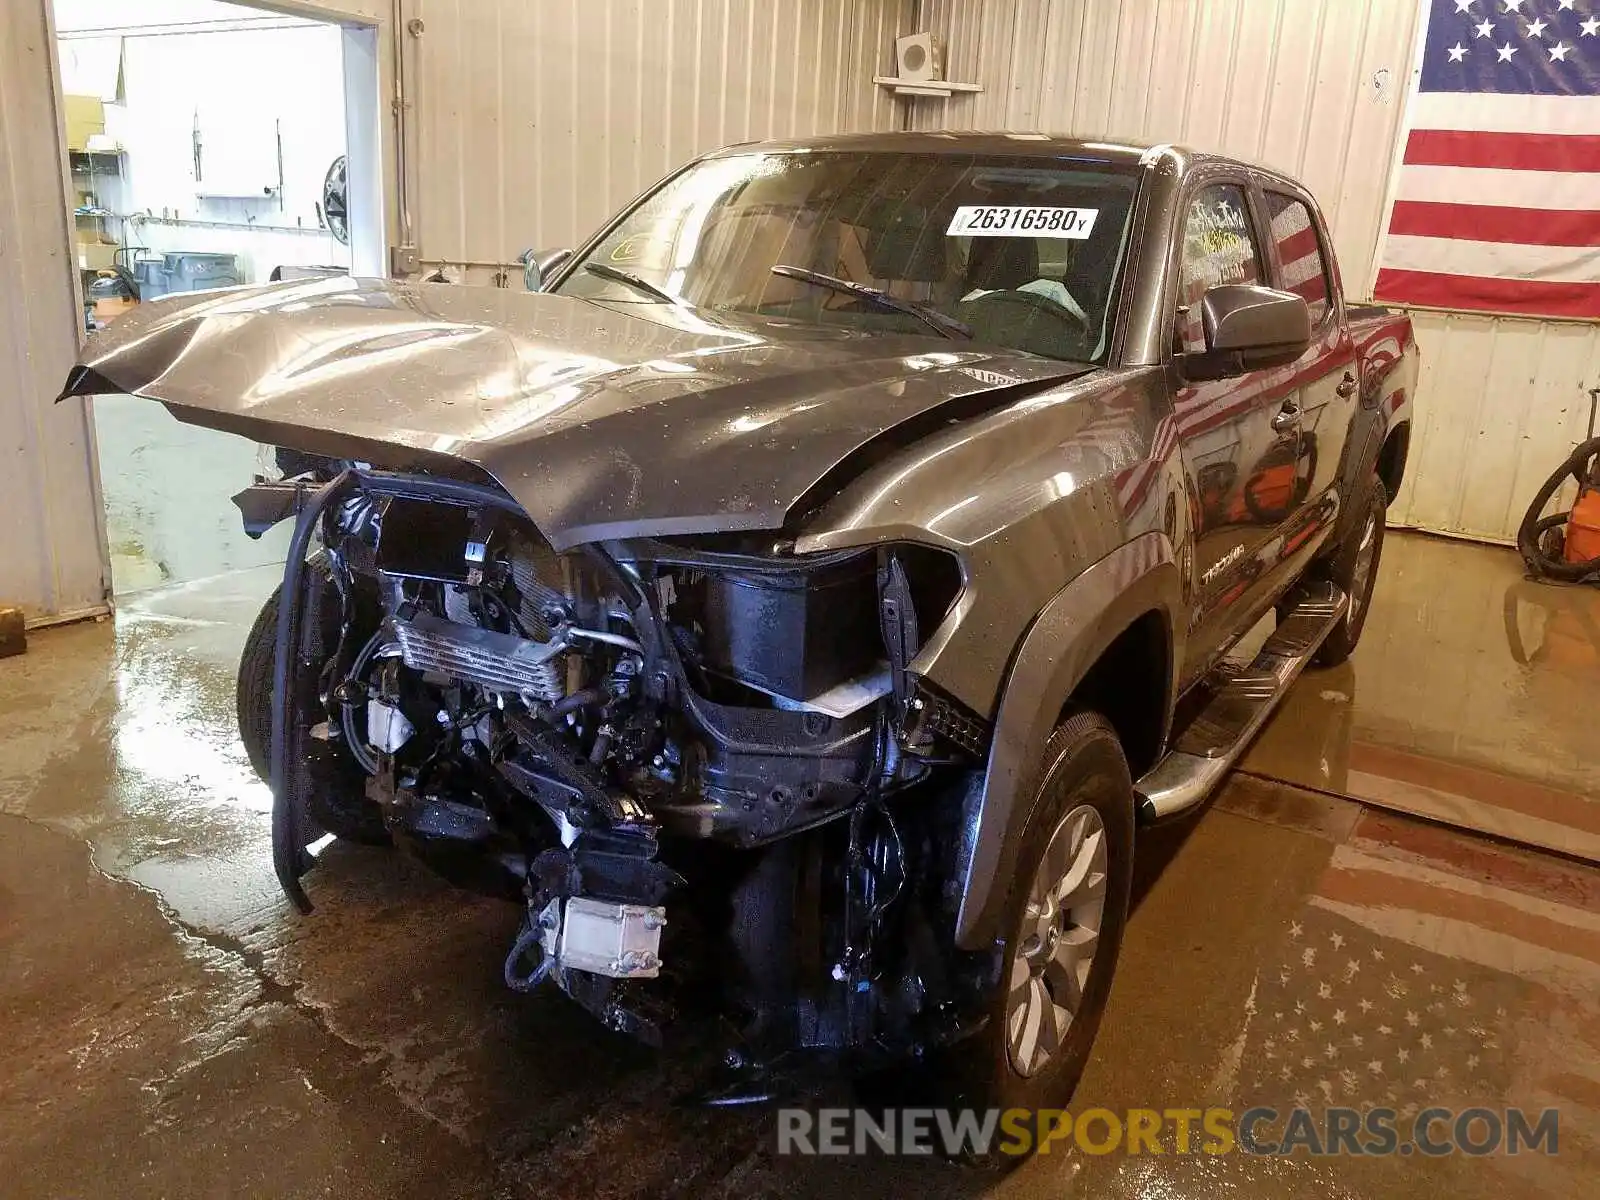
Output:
1135 580 1348 821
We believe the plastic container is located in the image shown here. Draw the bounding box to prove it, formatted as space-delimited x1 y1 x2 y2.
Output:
162 252 240 292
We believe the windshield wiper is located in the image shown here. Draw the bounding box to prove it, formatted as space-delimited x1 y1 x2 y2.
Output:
771 265 971 341
584 262 679 305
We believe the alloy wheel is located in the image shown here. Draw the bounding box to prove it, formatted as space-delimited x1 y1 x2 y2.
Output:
1006 803 1108 1077
1349 508 1379 629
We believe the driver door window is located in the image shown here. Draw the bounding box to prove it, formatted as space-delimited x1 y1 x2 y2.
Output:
1175 184 1265 354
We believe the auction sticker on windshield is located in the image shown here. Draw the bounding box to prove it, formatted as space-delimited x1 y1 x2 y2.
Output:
947 206 1098 239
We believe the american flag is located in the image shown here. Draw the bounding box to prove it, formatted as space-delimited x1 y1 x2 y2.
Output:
1373 0 1600 319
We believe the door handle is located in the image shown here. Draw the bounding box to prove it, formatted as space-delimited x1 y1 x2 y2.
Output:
1335 372 1358 398
1271 403 1301 432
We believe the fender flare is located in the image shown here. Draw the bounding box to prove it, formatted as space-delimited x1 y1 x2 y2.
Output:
953 531 1183 950
1328 408 1399 555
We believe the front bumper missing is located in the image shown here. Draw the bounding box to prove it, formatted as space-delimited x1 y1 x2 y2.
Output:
268 469 530 911
272 470 680 1041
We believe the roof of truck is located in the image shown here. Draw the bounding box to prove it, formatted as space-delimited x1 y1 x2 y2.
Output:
707 132 1322 202
706 131 1176 166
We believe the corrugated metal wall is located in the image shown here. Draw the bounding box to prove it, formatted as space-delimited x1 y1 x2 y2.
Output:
409 0 906 281
6 0 1590 620
0 0 110 622
1395 314 1600 543
915 0 1600 543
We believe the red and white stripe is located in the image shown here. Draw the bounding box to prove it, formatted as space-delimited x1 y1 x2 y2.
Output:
1374 92 1600 319
1269 200 1330 311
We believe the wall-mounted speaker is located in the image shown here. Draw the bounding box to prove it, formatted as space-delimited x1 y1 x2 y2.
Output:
895 32 943 83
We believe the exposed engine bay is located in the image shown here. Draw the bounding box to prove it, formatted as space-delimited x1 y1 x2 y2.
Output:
266 467 988 1067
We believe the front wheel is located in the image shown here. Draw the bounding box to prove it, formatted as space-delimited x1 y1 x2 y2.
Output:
941 712 1135 1127
237 559 389 845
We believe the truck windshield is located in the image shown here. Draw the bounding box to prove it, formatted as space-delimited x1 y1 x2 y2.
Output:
552 150 1141 365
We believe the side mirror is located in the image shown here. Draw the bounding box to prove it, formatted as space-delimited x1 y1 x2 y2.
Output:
519 247 573 292
1182 284 1311 380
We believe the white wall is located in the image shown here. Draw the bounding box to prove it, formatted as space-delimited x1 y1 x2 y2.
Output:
913 0 1599 543
0 0 110 623
408 0 905 282
101 22 351 281
1396 314 1600 543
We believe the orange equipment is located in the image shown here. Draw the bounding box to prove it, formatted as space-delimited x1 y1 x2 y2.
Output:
1566 484 1600 565
1519 387 1600 583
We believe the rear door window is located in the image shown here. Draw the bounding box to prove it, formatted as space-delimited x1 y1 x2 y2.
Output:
1263 192 1332 326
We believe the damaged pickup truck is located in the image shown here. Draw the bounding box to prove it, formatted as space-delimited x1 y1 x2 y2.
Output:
62 134 1415 1112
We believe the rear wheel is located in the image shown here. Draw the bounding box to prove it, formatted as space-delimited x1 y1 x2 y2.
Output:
1310 477 1387 667
237 558 389 845
939 712 1135 1134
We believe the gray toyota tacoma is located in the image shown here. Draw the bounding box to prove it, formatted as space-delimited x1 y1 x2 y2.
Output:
63 133 1415 1114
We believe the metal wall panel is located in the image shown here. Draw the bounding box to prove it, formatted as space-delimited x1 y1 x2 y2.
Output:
1391 313 1600 543
915 0 1600 543
409 0 906 281
0 0 110 622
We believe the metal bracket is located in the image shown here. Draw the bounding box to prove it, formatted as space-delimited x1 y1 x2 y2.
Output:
389 244 421 276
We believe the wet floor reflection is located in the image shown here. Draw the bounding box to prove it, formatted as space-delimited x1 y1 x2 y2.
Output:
114 610 273 817
1244 532 1600 864
6 568 286 903
1502 575 1600 676
1065 796 1600 1200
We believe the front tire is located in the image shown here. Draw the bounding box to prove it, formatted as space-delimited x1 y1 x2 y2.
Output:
237 560 389 845
237 584 282 785
946 712 1135 1122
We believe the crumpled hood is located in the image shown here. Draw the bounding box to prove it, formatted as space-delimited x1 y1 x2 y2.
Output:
62 276 1093 548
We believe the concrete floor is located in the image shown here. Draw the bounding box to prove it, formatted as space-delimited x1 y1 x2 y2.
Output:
2 537 1596 1198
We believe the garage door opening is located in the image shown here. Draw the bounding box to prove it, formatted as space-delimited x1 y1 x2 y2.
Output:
53 0 380 595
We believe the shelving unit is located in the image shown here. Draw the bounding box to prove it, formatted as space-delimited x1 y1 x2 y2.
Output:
69 145 126 275
872 76 983 99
